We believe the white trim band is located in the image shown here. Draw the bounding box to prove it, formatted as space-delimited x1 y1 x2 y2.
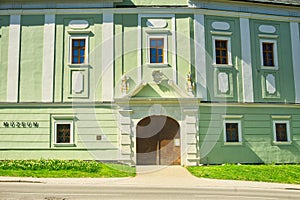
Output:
42 14 56 102
7 14 21 102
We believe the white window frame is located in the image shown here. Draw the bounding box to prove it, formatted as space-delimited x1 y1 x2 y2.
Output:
260 39 278 70
68 35 89 65
54 120 74 146
273 120 291 144
223 120 242 144
146 33 168 67
212 36 232 67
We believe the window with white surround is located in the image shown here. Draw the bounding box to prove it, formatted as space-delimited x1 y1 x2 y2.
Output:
69 35 89 65
146 34 168 66
212 36 232 66
223 120 242 143
52 115 77 146
260 39 278 69
273 120 291 143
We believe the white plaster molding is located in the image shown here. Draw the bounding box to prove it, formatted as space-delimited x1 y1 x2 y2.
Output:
72 71 84 94
266 74 276 94
7 14 21 102
212 21 230 30
194 14 207 100
171 15 177 84
259 25 276 34
146 19 167 29
102 12 114 101
69 20 89 29
42 14 55 102
240 18 254 103
137 14 142 83
218 72 229 94
290 22 300 103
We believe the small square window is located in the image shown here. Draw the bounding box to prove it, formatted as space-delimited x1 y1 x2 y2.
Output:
273 121 291 143
225 123 239 142
56 124 71 143
223 120 242 144
54 121 74 145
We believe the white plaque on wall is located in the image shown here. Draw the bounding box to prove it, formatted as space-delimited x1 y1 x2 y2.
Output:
72 71 84 94
266 74 276 94
259 25 276 34
212 22 230 30
218 72 229 93
146 19 167 29
69 20 89 29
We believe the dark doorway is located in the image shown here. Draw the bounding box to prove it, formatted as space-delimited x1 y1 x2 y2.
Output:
136 116 181 165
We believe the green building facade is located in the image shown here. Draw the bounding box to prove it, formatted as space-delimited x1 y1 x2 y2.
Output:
0 0 300 165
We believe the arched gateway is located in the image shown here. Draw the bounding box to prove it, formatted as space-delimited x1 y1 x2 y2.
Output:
136 116 181 165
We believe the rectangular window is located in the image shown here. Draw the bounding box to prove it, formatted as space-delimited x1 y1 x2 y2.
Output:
225 123 239 142
54 121 74 145
262 42 274 67
215 40 228 64
72 39 85 64
273 120 291 143
150 38 164 63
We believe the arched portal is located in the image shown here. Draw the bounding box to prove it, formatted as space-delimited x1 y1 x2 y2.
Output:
136 116 181 165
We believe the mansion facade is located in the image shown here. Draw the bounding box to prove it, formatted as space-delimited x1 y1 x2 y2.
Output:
0 0 300 165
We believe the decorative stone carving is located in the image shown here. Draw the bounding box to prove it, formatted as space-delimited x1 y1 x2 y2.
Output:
212 21 230 30
186 72 194 93
146 19 167 29
69 20 89 29
152 70 164 84
259 25 276 34
121 73 129 95
266 74 276 94
218 72 229 93
72 71 84 94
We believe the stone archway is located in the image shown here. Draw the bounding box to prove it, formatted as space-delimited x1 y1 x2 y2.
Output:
136 115 181 165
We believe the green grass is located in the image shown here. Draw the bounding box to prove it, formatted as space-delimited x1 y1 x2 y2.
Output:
187 164 300 184
0 160 135 178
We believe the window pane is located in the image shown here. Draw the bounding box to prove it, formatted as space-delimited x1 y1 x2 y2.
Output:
276 123 288 142
80 57 84 63
80 49 85 57
56 124 71 143
151 48 157 55
151 56 157 63
226 123 239 142
158 56 163 63
158 49 163 56
80 40 85 47
157 39 163 46
150 39 157 47
73 50 78 56
73 40 79 47
73 57 78 63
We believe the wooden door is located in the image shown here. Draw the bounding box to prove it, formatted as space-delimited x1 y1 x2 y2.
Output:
136 116 181 165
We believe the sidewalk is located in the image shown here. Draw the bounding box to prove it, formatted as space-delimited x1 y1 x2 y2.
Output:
1 166 300 191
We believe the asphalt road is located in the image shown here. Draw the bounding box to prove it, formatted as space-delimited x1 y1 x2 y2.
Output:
1 183 300 200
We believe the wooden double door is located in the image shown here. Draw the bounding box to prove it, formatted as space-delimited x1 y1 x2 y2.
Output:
136 116 181 165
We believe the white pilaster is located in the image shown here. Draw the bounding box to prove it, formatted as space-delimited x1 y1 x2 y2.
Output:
42 14 56 102
171 15 177 83
240 18 254 103
137 14 142 83
291 22 300 103
7 15 21 102
102 12 114 101
194 14 207 100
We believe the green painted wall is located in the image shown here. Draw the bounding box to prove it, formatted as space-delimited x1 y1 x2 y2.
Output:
205 16 242 102
0 16 10 102
250 19 295 103
0 106 119 160
19 15 44 102
114 14 138 97
199 105 300 164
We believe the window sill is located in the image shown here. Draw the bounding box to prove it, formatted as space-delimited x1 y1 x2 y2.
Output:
145 63 170 68
213 64 233 68
68 64 90 68
54 143 76 147
261 66 278 70
223 142 243 146
272 141 292 145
